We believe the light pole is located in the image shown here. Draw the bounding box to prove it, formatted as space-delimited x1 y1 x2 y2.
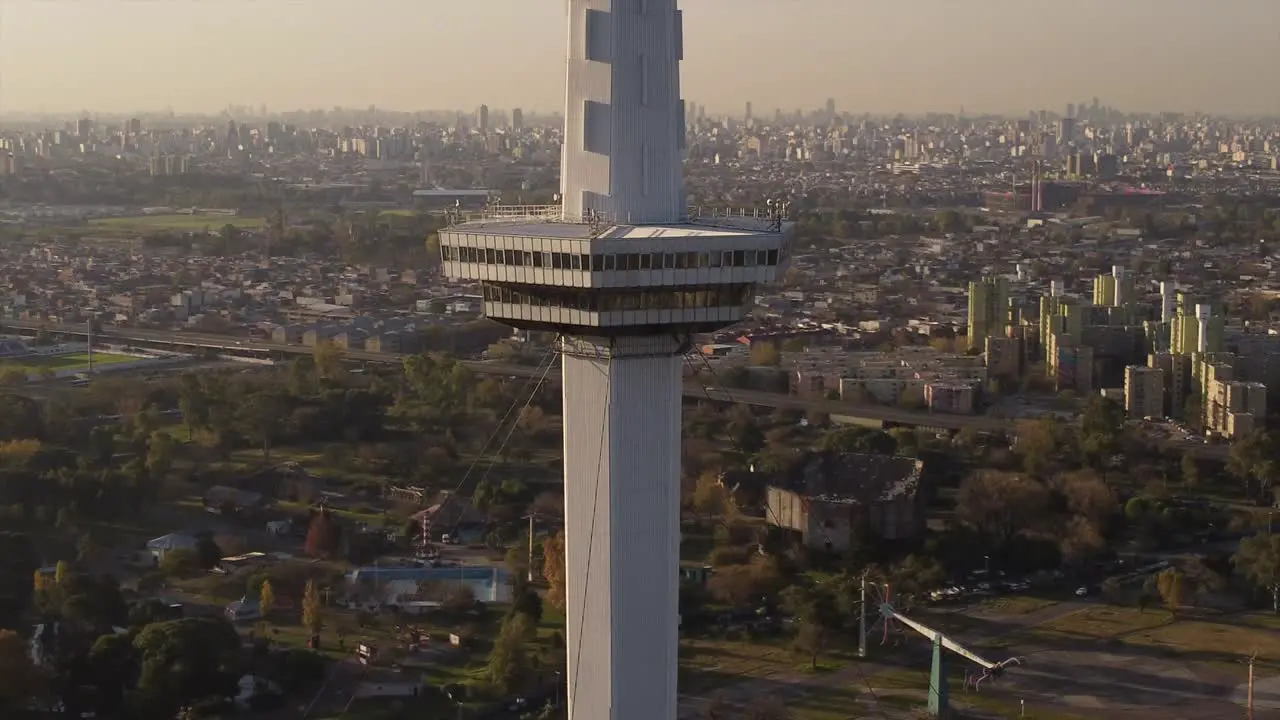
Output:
984 555 991 576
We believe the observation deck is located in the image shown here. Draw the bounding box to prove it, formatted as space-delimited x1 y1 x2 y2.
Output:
438 203 792 336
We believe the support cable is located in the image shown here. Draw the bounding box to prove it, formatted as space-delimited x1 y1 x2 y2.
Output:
437 344 558 537
569 353 611 707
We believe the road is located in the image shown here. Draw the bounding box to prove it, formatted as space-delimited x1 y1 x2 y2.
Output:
2 320 1228 459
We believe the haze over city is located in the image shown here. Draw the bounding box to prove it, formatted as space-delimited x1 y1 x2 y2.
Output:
3 0 1279 116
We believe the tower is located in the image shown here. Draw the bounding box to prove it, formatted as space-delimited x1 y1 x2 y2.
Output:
438 2 791 719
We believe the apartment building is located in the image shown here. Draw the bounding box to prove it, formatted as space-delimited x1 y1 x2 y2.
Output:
1123 366 1165 419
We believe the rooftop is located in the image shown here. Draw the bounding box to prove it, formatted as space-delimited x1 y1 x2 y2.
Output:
769 451 923 505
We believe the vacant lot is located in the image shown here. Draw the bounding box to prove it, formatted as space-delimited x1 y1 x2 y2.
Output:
90 214 265 231
0 351 137 372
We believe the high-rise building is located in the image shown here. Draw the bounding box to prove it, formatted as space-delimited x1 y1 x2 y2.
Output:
1092 266 1134 309
1057 117 1076 145
1124 365 1165 419
745 101 753 122
967 276 1010 350
438 3 791 718
512 108 524 131
477 104 490 132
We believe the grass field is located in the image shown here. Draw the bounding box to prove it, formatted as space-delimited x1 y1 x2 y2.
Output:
90 214 266 231
0 351 137 372
973 595 1059 616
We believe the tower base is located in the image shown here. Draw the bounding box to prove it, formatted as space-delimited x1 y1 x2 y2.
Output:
561 335 684 720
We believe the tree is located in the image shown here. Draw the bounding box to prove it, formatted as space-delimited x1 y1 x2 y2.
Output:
691 472 728 525
956 471 1049 550
1228 431 1278 499
1059 516 1106 567
133 617 242 718
146 431 176 480
304 512 338 558
511 587 543 625
1155 568 1185 614
486 612 535 695
1079 395 1125 466
749 342 781 367
818 427 896 455
1180 453 1200 488
160 548 199 578
259 579 276 618
0 532 39 628
1234 531 1280 614
1056 469 1118 530
0 629 43 711
780 583 838 669
1013 419 1059 475
194 533 223 569
302 580 323 635
707 555 783 607
543 530 567 611
312 340 346 383
237 391 286 463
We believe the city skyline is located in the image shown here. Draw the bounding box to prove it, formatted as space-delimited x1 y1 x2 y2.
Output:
3 0 1278 117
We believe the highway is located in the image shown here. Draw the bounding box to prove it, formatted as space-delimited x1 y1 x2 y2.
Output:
0 320 1230 458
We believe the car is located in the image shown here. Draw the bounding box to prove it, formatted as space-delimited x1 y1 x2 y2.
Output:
1075 586 1088 597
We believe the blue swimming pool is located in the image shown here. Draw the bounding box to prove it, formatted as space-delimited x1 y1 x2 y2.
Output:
347 565 512 602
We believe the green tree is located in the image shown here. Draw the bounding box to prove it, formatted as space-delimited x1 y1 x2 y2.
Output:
133 616 242 718
1079 396 1125 468
237 391 286 463
818 427 896 455
485 612 535 695
0 532 39 628
1180 453 1200 488
543 530 567 611
146 431 176 480
160 549 199 578
780 583 839 670
1233 531 1280 614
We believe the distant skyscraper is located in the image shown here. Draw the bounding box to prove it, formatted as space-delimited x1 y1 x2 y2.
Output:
1057 117 1076 145
511 108 524 131
1066 103 1076 120
825 97 836 123
745 101 753 122
477 104 490 132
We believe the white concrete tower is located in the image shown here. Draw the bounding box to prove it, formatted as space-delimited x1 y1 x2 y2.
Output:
438 2 791 719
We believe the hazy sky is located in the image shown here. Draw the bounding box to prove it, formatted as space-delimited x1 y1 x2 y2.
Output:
2 0 1277 116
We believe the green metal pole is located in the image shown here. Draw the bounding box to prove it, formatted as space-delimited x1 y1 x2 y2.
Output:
928 635 949 718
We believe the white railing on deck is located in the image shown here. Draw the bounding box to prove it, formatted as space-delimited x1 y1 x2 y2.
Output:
451 204 791 233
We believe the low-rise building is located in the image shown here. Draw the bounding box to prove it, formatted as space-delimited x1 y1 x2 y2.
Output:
765 451 924 553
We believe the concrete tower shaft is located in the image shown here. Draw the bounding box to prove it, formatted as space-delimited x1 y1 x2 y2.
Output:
562 0 686 225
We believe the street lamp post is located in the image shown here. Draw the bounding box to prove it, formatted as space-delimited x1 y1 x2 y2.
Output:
984 555 991 575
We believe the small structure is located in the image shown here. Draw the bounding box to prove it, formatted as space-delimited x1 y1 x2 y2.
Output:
765 452 924 552
145 532 199 563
